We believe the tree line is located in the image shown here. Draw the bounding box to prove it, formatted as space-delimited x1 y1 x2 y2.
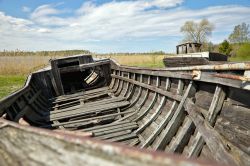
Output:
0 50 91 57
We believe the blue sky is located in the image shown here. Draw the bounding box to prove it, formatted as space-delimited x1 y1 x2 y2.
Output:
0 0 250 53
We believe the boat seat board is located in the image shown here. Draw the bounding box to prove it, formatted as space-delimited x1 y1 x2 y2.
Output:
80 120 139 143
48 100 130 121
58 111 134 128
50 87 110 102
107 133 138 142
51 92 112 110
50 87 112 104
50 96 127 114
82 120 132 132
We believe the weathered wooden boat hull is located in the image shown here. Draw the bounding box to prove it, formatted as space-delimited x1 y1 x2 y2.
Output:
0 55 249 166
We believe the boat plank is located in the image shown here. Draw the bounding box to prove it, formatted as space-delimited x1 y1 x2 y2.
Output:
97 130 132 140
49 101 130 121
134 93 158 122
184 98 249 166
52 88 112 104
115 89 149 123
82 121 131 132
186 85 226 157
49 110 134 128
143 101 178 148
14 90 42 122
112 74 182 102
107 133 137 142
154 81 195 150
90 122 137 133
168 117 194 153
50 96 127 114
219 102 250 129
93 124 138 137
150 79 183 149
135 96 165 134
215 117 250 154
59 60 110 74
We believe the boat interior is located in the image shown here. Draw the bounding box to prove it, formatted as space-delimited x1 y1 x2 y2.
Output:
0 55 249 166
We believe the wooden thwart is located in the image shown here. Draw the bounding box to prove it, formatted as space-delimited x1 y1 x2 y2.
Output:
49 101 129 121
48 110 134 128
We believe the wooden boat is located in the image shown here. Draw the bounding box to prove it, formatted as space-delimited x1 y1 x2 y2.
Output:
163 42 228 67
0 53 249 166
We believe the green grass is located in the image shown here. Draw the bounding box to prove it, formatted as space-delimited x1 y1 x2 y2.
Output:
0 75 26 99
229 56 250 62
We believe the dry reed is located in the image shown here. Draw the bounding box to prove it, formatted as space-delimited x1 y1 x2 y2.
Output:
95 54 165 67
0 56 58 75
0 54 166 75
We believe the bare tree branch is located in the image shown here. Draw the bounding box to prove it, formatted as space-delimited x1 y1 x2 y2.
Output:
180 19 214 43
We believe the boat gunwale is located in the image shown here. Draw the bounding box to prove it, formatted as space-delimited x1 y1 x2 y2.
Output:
111 59 250 71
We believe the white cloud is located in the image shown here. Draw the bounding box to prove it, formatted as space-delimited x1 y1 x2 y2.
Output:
76 1 96 14
31 4 61 18
0 12 33 32
22 6 31 13
145 0 184 8
37 28 51 33
76 0 183 15
0 1 250 52
30 3 71 26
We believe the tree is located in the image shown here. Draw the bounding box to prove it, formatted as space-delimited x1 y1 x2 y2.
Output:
180 19 214 43
218 40 232 56
202 41 215 52
236 42 250 59
229 23 250 43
